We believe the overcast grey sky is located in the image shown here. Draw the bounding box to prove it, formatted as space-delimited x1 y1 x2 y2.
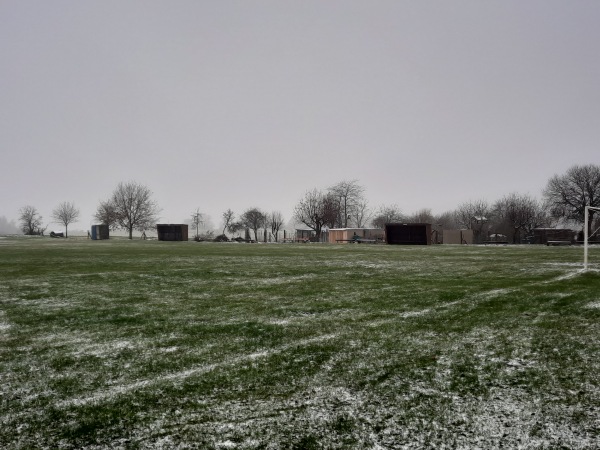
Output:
1 1 599 232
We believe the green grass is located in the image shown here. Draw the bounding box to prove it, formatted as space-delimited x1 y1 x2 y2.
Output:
0 237 599 449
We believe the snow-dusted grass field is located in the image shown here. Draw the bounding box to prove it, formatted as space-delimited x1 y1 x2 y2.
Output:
1 237 599 449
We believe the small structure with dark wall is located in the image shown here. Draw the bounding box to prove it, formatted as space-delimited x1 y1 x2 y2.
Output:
156 224 188 241
90 224 109 240
531 228 575 245
385 223 432 245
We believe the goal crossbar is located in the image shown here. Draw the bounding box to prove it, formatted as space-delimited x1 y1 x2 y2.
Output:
584 206 600 270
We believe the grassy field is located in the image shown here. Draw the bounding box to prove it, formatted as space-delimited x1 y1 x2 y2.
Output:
0 237 599 449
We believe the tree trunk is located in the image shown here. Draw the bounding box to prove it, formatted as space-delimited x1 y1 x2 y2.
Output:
314 226 322 242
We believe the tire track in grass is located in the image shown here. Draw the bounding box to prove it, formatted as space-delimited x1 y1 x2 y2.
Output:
56 287 516 408
54 333 339 409
28 268 591 414
363 267 587 330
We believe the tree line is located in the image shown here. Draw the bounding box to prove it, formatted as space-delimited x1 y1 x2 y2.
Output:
14 164 600 243
294 164 600 244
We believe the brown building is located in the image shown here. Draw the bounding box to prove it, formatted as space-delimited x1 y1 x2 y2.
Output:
328 228 384 243
442 229 474 245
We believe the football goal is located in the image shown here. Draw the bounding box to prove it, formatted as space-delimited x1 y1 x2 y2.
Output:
584 206 600 270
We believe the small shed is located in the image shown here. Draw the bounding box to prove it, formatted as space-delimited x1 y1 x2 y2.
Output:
385 223 432 245
442 229 474 245
328 228 384 243
90 224 109 240
294 228 329 243
156 224 188 241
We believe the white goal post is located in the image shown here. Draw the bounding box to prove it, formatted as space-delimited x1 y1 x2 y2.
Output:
584 206 600 270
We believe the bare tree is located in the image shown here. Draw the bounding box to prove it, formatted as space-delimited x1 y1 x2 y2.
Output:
222 209 235 237
191 208 203 239
19 206 45 235
431 210 460 243
544 164 600 237
268 211 285 242
371 204 404 229
99 181 160 239
94 200 118 230
293 189 332 241
227 221 244 237
454 199 492 244
240 208 267 242
352 199 372 228
328 180 365 227
51 201 80 238
435 211 460 230
493 193 541 244
408 208 435 223
322 193 341 228
527 202 551 237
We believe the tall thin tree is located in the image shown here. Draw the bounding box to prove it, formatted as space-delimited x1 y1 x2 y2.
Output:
51 201 80 238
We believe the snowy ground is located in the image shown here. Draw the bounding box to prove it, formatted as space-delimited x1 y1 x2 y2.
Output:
0 238 599 448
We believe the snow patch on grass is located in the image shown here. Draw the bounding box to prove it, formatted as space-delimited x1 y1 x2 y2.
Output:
56 333 338 409
268 318 290 325
399 309 432 318
475 288 515 299
0 310 10 332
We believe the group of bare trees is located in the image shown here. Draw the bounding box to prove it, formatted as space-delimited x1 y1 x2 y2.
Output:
219 208 286 242
451 195 547 244
16 181 160 239
18 202 80 237
293 180 372 240
13 165 600 243
293 165 600 244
